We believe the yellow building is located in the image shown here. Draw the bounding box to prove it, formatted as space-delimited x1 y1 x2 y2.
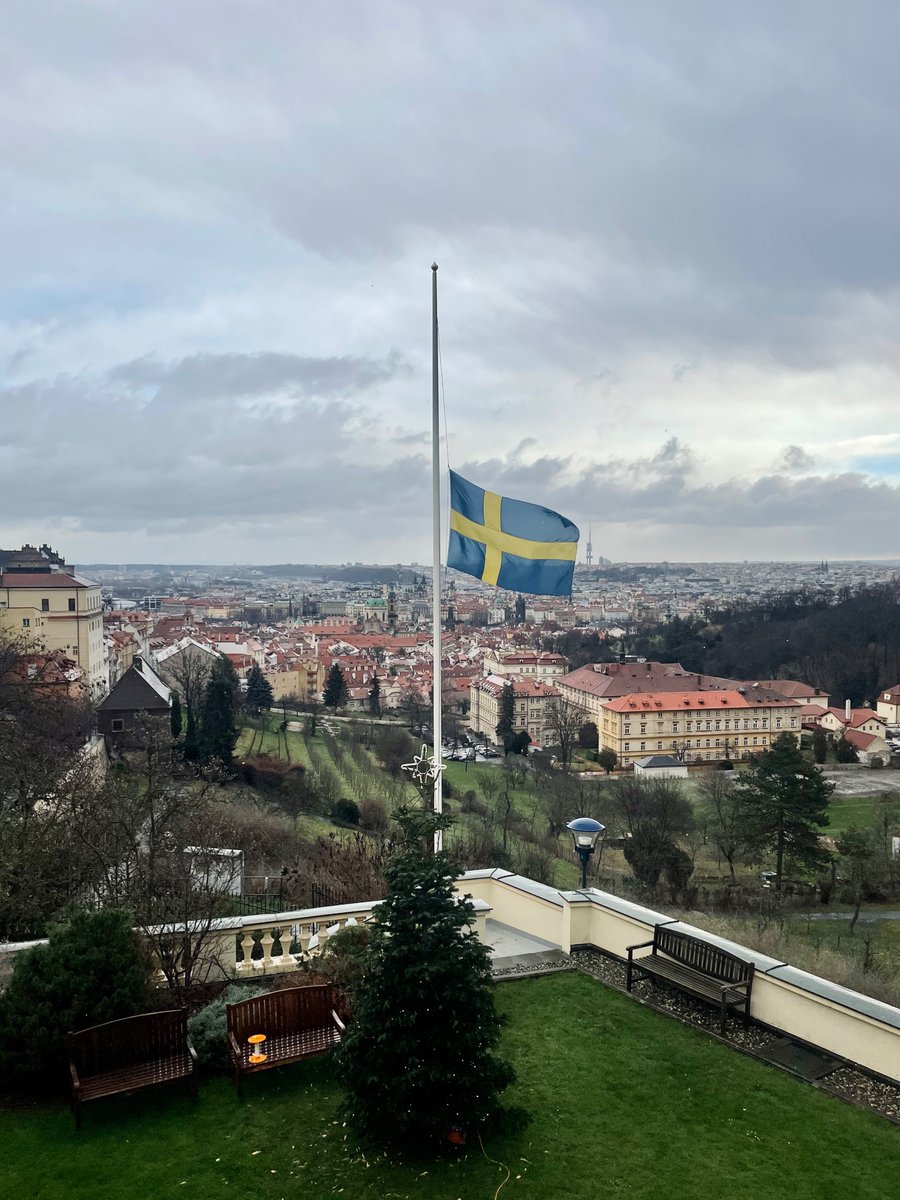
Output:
0 546 106 697
598 689 802 765
264 661 325 703
469 674 561 747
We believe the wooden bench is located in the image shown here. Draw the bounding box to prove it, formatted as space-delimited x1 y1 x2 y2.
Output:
227 983 345 1096
626 926 755 1035
68 1009 197 1129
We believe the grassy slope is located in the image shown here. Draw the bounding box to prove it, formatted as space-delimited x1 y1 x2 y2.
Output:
1 972 897 1200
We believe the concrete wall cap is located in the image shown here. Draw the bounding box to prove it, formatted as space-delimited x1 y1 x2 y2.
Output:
665 921 786 972
583 890 680 927
766 964 900 1030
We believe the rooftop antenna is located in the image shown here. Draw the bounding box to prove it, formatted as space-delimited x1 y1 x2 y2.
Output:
585 524 593 567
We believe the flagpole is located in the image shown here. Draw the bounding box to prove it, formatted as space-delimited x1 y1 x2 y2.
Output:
431 263 443 851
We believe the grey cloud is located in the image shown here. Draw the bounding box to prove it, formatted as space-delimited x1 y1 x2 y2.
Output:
778 445 816 473
109 349 411 406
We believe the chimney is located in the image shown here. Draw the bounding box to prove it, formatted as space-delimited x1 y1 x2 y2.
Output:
845 699 852 722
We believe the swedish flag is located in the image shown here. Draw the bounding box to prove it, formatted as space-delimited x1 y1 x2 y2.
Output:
447 470 580 597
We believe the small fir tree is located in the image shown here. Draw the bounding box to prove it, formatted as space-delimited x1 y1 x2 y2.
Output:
170 690 183 740
495 682 516 750
199 656 240 766
368 674 382 717
834 735 859 764
0 909 152 1079
323 663 349 709
245 663 274 714
812 726 828 764
335 805 525 1151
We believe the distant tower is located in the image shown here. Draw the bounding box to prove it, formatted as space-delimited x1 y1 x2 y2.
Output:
514 594 526 624
585 524 593 567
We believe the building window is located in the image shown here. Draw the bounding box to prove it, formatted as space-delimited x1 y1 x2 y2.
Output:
110 718 125 733
705 738 711 747
673 723 679 733
624 743 630 752
640 723 646 734
776 718 782 728
752 736 758 745
41 599 49 612
657 741 663 750
22 618 30 628
640 742 646 751
624 725 631 734
68 598 76 612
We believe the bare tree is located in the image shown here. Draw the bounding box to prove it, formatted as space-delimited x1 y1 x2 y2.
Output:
697 770 749 880
546 697 586 768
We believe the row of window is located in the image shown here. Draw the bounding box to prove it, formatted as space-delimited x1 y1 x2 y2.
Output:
624 735 768 752
623 716 796 734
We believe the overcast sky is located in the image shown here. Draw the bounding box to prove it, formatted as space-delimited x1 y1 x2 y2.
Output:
4 1 900 565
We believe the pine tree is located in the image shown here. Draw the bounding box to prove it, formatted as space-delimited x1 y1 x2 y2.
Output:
323 663 348 709
495 682 515 750
367 674 381 716
245 663 274 714
170 691 183 740
734 732 832 886
335 806 525 1151
199 657 240 766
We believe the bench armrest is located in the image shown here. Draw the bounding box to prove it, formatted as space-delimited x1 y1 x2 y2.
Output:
186 1036 199 1066
227 1031 243 1064
332 1010 346 1035
626 940 654 961
720 977 753 993
69 1061 81 1092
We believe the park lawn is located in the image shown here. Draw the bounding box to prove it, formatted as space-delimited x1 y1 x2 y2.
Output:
825 792 895 835
2 972 898 1200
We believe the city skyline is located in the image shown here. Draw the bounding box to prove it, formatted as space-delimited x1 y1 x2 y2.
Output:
5 4 900 562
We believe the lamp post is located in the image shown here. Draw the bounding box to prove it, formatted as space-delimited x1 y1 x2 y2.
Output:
566 817 605 890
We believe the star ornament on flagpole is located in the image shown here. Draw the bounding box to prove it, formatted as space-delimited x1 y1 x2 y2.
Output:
401 743 444 788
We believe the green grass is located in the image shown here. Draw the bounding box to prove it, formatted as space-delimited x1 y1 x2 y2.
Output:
825 792 897 834
2 972 897 1200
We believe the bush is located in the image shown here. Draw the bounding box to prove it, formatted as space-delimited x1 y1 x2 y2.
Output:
358 796 389 833
187 983 271 1070
318 924 371 1006
0 909 153 1081
331 798 361 826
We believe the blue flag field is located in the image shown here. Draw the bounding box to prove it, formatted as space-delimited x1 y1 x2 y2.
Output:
447 470 580 597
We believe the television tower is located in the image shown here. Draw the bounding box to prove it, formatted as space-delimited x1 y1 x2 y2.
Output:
585 523 593 567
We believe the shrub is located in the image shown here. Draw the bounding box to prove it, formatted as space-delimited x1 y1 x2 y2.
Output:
0 909 153 1081
318 924 371 1006
187 983 271 1070
331 798 361 827
358 797 389 834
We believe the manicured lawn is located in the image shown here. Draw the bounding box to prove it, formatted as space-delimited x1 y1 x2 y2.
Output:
825 792 893 834
1 972 897 1199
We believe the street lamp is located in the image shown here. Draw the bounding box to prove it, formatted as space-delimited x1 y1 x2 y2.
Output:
567 817 605 890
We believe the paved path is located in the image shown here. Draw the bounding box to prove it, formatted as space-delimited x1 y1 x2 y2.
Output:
821 768 900 796
795 910 900 923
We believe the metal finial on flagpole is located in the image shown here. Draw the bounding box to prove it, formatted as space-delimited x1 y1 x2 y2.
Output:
431 263 443 852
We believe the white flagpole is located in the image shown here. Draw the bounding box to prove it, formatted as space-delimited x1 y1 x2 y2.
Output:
431 263 443 851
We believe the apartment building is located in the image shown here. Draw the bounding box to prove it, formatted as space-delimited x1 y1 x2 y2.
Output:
0 544 106 697
598 689 802 765
469 673 560 747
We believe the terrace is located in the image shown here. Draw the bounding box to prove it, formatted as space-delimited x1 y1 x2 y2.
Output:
1 972 897 1200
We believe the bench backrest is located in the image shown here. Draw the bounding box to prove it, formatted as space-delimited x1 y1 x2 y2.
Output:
227 984 336 1045
69 1009 188 1077
653 927 753 985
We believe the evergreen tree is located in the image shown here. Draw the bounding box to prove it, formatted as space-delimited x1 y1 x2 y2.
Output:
812 726 828 764
170 691 183 740
183 706 200 760
0 909 152 1079
323 663 348 709
367 674 381 717
199 656 240 766
245 663 274 714
495 682 515 749
335 806 524 1151
734 732 832 886
834 735 859 764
